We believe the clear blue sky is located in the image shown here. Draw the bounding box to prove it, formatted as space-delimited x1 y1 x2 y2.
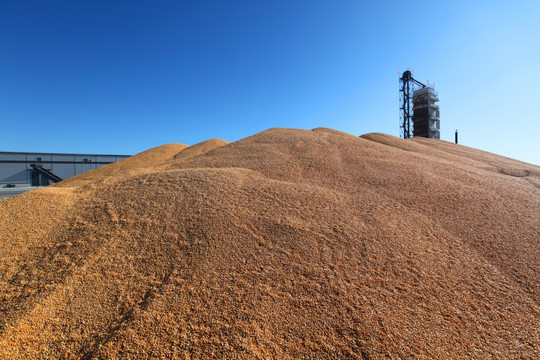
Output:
1 0 539 165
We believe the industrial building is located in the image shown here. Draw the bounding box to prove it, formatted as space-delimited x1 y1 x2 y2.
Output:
0 151 129 186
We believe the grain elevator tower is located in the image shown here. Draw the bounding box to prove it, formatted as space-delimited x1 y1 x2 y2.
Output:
399 69 440 139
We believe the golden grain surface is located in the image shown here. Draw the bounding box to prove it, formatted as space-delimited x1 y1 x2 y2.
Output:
56 143 189 188
1 128 539 359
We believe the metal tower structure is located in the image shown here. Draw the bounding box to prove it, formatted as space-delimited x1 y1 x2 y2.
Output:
399 70 425 139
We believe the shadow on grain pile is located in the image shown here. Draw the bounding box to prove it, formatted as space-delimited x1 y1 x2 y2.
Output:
1 128 539 359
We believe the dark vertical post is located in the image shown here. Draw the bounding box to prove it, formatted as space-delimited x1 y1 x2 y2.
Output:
405 78 410 138
400 70 413 139
455 130 458 144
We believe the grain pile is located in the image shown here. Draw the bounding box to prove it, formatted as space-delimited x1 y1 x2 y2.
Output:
1 128 539 359
56 143 188 188
166 139 230 162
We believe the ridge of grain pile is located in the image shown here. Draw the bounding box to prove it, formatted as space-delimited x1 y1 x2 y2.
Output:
166 138 230 162
56 143 188 187
1 128 539 359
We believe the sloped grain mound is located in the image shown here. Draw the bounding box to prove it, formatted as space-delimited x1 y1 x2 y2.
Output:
166 138 230 163
1 128 539 359
56 143 188 187
0 187 77 273
75 140 230 193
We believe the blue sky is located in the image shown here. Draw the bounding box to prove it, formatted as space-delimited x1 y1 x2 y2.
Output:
1 1 539 165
